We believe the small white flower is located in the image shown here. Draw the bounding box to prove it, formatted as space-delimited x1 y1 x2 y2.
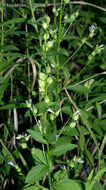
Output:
16 134 23 140
8 161 14 166
73 156 84 163
47 108 55 114
77 158 84 163
89 24 96 30
100 44 104 50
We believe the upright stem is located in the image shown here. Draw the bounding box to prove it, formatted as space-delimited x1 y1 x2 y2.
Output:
58 0 63 51
56 0 63 91
1 0 4 47
0 0 4 60
47 142 52 190
29 0 38 33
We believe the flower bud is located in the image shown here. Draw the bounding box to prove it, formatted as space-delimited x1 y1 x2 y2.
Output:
44 32 49 40
46 16 50 24
21 143 27 149
73 113 79 121
44 96 50 104
39 72 46 80
50 113 55 120
33 107 37 116
52 7 56 14
47 77 53 86
46 65 51 74
70 122 76 128
42 22 48 30
46 41 53 49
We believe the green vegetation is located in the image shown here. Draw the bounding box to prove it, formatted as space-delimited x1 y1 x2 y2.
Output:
0 0 106 189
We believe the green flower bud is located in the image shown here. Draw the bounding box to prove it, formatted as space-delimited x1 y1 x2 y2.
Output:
49 29 54 37
73 113 79 121
52 7 56 14
92 51 96 57
55 110 60 117
64 0 70 3
47 77 53 86
15 165 21 173
44 32 49 40
42 22 48 30
55 11 59 17
32 91 37 97
70 161 74 168
64 15 68 20
46 41 53 49
46 16 50 24
53 34 57 40
88 55 92 61
39 80 45 88
33 107 37 116
81 37 87 44
70 122 76 128
21 143 27 149
50 113 55 120
46 65 51 74
39 72 46 80
44 96 50 104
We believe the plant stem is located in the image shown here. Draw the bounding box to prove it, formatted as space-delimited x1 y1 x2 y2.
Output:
29 0 38 33
58 43 83 69
56 0 63 93
0 0 4 60
58 0 63 51
47 142 52 190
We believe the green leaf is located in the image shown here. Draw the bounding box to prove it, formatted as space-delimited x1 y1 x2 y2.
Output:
31 148 47 165
88 168 106 190
27 129 47 144
61 106 72 115
2 18 26 26
0 103 27 109
99 17 106 24
0 45 19 51
24 186 39 190
80 109 99 150
87 95 106 106
96 102 102 118
92 181 104 190
67 84 90 93
62 125 89 136
52 179 82 190
58 48 69 57
25 164 48 184
50 143 77 157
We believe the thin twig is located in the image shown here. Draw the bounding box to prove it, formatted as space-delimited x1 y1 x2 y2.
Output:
64 87 77 110
37 1 106 12
70 72 106 88
86 100 106 112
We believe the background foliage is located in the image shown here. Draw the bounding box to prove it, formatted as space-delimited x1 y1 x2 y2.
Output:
0 0 106 190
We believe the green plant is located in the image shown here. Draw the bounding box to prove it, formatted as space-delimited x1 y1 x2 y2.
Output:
0 0 106 190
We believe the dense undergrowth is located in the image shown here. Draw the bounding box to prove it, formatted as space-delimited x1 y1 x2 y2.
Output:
0 0 106 190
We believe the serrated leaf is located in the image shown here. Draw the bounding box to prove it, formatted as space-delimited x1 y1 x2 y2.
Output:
52 179 82 190
2 18 25 26
0 103 27 109
27 129 47 144
88 168 106 190
92 181 104 190
0 45 19 51
31 148 47 165
67 84 90 93
25 164 48 184
50 143 77 156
